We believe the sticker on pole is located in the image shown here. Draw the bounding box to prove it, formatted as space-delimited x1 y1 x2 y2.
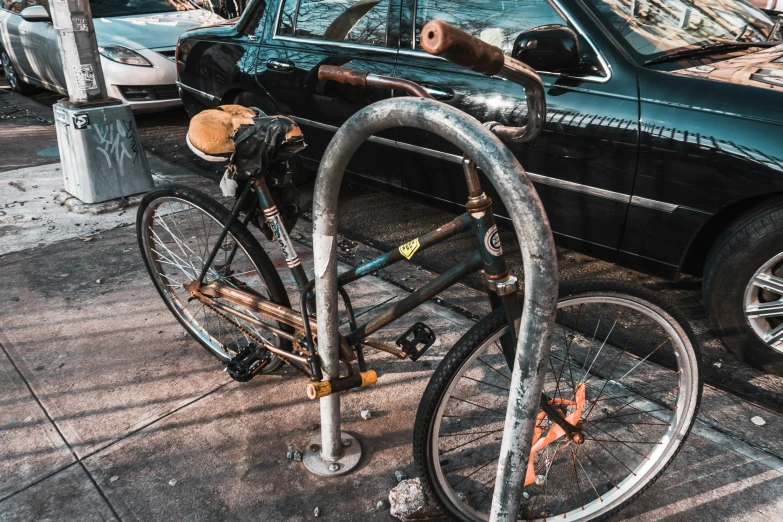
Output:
484 225 503 256
71 17 89 32
54 107 68 124
73 113 90 130
73 64 97 91
399 238 420 260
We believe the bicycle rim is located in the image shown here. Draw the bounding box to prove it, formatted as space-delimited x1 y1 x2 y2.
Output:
429 292 700 521
140 195 282 361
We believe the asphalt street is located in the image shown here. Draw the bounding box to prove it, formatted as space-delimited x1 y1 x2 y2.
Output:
7 80 783 417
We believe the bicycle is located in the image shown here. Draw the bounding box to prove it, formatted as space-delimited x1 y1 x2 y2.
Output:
137 21 701 522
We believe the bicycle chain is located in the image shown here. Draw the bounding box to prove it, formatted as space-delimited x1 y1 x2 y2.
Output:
198 294 310 377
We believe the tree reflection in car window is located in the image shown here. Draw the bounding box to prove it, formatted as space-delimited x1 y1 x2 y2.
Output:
278 0 389 46
3 0 24 13
25 0 49 12
582 0 776 58
88 0 196 19
414 0 566 56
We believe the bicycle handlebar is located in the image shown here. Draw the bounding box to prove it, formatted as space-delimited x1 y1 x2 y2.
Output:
420 20 546 144
419 20 506 76
318 66 431 98
317 21 547 144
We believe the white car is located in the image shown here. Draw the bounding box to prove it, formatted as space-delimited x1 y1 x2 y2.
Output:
0 0 223 112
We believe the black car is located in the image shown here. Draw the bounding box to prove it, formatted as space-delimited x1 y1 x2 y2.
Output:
176 0 783 375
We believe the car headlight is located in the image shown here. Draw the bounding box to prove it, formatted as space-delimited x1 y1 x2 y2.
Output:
98 46 152 67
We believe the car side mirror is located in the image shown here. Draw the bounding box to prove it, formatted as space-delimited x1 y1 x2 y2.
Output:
512 25 581 73
20 5 51 23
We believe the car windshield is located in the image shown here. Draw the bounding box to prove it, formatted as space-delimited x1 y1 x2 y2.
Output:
583 0 777 60
89 0 197 18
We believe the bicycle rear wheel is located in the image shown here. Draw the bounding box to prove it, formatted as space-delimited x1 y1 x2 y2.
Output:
413 279 701 521
137 184 290 372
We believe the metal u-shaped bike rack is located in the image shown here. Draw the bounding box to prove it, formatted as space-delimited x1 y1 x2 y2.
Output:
310 97 558 522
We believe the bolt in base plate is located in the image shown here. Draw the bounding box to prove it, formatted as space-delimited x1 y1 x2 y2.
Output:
302 432 362 477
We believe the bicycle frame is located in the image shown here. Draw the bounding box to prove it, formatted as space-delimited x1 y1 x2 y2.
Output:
188 154 522 378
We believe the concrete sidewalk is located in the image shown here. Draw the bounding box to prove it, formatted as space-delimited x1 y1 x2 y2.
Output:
1 87 782 521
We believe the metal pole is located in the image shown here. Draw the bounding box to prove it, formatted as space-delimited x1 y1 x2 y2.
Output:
49 0 108 104
48 0 154 204
310 98 558 494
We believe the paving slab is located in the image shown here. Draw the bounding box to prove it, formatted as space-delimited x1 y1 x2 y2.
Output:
616 435 783 521
0 225 233 458
0 335 73 500
81 303 468 522
0 156 217 256
1 138 783 520
0 463 116 522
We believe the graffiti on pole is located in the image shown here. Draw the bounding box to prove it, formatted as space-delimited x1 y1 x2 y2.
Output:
92 119 141 176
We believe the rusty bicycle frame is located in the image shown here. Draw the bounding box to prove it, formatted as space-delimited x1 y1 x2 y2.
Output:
181 21 560 522
187 104 522 388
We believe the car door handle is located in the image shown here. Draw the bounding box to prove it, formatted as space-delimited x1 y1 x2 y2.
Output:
422 86 454 101
267 59 295 72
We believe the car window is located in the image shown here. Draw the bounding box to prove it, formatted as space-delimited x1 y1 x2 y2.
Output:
414 0 567 57
583 0 775 59
88 0 197 19
26 0 49 11
3 0 24 13
277 0 390 46
243 0 267 36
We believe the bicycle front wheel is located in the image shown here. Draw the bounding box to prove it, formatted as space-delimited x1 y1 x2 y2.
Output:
413 279 701 522
137 184 290 372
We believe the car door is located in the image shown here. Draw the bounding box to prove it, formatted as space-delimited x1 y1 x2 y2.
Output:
1 0 33 80
255 0 402 186
393 0 640 260
18 0 65 91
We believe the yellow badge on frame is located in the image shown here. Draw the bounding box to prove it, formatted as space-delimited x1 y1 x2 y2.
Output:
399 238 421 260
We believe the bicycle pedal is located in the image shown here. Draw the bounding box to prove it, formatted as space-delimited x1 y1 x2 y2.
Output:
225 343 271 382
396 322 436 362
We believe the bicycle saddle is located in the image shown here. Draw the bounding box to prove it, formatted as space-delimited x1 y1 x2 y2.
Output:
186 105 305 173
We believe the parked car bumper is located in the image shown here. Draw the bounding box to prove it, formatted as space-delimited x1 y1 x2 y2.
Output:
101 49 182 113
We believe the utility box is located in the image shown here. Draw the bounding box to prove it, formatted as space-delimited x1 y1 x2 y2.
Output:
54 101 154 204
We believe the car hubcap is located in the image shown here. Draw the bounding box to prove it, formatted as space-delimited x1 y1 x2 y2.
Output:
744 251 783 354
1 53 17 89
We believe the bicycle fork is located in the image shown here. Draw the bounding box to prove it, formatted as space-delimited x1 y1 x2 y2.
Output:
463 157 584 445
462 156 522 360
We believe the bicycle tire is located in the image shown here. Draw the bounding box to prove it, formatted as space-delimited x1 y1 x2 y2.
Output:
413 279 702 521
137 184 292 372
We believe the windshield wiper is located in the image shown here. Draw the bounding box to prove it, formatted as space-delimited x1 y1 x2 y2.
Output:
643 41 780 66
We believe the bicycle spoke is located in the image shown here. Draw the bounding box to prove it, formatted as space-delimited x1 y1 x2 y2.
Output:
424 287 698 521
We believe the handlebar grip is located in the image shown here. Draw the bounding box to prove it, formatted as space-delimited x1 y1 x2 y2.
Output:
420 20 505 76
318 65 369 86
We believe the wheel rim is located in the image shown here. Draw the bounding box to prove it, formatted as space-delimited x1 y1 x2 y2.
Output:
1 52 18 90
429 293 699 521
743 251 783 354
141 196 281 361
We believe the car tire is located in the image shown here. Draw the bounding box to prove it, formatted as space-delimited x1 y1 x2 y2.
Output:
1 49 32 94
704 196 783 375
233 91 315 187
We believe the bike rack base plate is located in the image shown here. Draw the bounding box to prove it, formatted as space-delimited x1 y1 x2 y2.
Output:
302 432 362 477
